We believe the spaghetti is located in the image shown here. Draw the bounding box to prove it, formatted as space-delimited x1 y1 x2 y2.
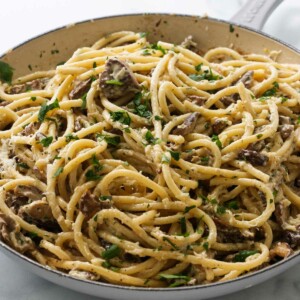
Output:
0 31 299 287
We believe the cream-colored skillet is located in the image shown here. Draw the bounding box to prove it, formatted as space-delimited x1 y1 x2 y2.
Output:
0 0 299 299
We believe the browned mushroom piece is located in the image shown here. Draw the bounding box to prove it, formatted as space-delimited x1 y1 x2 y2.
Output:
212 119 228 135
274 201 290 227
172 112 200 136
220 71 254 107
237 149 269 166
269 242 293 260
236 70 254 88
188 95 207 106
284 226 300 249
99 58 141 100
279 115 291 125
279 124 294 141
69 270 100 281
69 78 92 99
21 122 40 136
18 200 60 232
0 213 34 253
79 191 112 220
247 139 266 152
8 78 49 94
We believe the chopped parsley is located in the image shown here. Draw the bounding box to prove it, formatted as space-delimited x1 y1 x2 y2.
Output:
281 97 288 103
99 195 112 201
195 63 203 72
65 133 79 143
184 205 196 214
189 68 221 82
233 250 259 262
0 61 14 83
102 244 121 260
85 169 102 181
110 111 131 125
163 236 179 250
169 151 180 161
92 62 97 68
39 136 53 147
229 24 235 33
53 166 63 177
179 217 187 235
211 134 222 149
97 134 121 146
17 162 30 169
150 43 166 55
262 81 279 97
31 96 37 101
139 32 148 38
154 115 162 121
202 241 209 251
132 92 152 119
105 79 123 86
81 93 87 109
216 205 226 215
145 130 160 145
38 99 60 122
225 200 239 210
159 274 191 287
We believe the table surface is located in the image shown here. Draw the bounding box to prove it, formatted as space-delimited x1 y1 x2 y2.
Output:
1 1 300 299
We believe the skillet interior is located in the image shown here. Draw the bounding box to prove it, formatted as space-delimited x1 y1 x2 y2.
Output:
0 13 300 300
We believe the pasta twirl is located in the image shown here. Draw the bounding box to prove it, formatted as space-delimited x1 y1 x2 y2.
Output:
0 31 299 288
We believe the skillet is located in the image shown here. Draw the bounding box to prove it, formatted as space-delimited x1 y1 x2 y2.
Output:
0 0 299 299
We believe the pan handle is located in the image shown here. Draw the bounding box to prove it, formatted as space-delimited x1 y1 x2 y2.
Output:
230 0 283 31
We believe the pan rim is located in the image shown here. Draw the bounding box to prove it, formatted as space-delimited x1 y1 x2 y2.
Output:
0 12 299 293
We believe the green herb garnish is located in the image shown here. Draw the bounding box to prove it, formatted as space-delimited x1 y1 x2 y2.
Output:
85 169 102 181
229 24 234 33
38 99 60 122
180 217 187 235
163 237 179 250
53 166 63 177
233 250 259 262
31 96 37 101
99 195 112 201
102 244 121 260
162 153 170 164
145 130 160 145
195 63 203 72
262 81 279 97
169 151 180 161
132 92 152 119
110 111 131 125
184 205 196 214
17 162 30 169
39 136 53 147
211 134 222 149
0 61 14 83
65 133 79 143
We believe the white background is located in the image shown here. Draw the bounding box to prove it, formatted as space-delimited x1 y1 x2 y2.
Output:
1 1 300 300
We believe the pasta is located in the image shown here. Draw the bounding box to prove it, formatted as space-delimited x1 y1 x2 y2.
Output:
0 30 299 288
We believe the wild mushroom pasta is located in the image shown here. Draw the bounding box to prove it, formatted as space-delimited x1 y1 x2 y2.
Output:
0 31 299 287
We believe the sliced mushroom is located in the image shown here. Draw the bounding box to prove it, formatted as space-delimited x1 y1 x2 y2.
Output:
79 191 111 220
279 115 291 125
69 78 92 100
238 149 269 166
279 124 294 141
69 270 100 281
99 58 140 100
269 242 293 260
172 112 200 136
18 200 60 232
274 201 290 227
220 71 254 107
0 213 34 253
21 122 39 136
236 71 254 88
8 78 48 94
188 95 207 106
284 226 300 249
212 119 228 135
